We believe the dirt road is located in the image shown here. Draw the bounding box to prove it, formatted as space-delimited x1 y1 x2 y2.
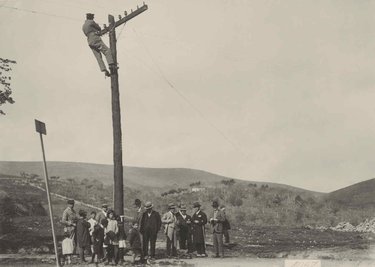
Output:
2 245 375 267
1 258 375 267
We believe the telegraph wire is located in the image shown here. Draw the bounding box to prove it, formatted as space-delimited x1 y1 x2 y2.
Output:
0 5 81 22
131 28 249 158
0 1 249 158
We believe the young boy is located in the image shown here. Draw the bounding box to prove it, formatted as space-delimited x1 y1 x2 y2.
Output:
88 211 97 254
128 221 143 264
91 218 108 263
106 210 119 265
117 215 127 264
76 210 91 263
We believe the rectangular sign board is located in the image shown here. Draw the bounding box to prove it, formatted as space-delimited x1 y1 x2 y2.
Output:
35 119 47 135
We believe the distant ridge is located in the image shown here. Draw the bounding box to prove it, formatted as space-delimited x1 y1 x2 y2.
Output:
0 161 321 194
326 178 375 208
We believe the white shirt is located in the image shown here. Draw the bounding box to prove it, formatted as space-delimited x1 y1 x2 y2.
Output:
88 218 97 235
179 211 187 220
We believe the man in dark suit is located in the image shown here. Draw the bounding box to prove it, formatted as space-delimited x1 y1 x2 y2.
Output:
209 200 226 258
175 204 193 253
140 201 161 259
191 202 207 257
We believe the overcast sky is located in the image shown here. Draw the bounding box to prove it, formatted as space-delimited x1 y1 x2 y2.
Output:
1 0 375 192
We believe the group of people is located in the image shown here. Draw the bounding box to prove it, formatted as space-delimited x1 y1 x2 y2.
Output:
133 199 231 260
61 201 131 265
61 198 231 265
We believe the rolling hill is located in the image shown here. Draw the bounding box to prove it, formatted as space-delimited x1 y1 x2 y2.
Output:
326 178 375 208
0 161 321 195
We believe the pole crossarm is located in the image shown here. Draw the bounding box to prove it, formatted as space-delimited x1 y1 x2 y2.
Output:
100 4 148 35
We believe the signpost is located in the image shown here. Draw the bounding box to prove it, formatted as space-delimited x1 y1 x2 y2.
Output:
35 119 60 267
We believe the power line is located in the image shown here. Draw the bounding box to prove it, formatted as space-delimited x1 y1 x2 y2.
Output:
0 5 81 22
131 28 249 158
0 1 249 158
117 23 126 40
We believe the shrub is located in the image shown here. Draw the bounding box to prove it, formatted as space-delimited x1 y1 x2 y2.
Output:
234 210 246 224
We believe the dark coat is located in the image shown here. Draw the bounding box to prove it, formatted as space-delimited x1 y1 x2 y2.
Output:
92 224 105 254
95 211 107 224
140 210 161 235
175 212 192 234
76 218 91 248
223 218 231 230
128 228 142 249
118 220 127 240
191 210 207 244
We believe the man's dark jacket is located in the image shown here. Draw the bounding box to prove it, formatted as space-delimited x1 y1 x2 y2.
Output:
140 210 161 235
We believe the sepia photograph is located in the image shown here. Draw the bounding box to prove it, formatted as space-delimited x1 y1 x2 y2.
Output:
1 0 375 266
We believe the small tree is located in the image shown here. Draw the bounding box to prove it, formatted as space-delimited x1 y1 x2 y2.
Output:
221 179 236 186
0 58 16 115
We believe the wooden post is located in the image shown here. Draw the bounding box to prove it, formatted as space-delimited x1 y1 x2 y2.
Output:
100 4 147 216
108 14 124 216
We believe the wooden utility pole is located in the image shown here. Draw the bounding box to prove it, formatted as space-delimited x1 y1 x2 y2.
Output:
100 4 148 216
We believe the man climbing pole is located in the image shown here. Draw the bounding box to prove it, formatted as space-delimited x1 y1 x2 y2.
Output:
82 13 117 77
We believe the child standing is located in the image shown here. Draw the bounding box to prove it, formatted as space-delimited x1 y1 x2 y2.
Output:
62 232 74 265
117 215 127 264
76 210 91 263
91 218 108 263
128 221 143 264
88 211 97 255
106 210 119 265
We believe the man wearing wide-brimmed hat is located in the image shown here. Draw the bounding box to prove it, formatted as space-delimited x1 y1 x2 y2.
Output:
175 204 193 254
140 201 161 260
209 200 226 258
191 202 207 257
161 203 178 258
61 199 77 242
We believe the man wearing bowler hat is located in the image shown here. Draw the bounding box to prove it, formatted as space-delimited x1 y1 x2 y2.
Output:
161 203 178 258
82 13 116 77
140 201 161 260
191 202 207 257
210 200 226 258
